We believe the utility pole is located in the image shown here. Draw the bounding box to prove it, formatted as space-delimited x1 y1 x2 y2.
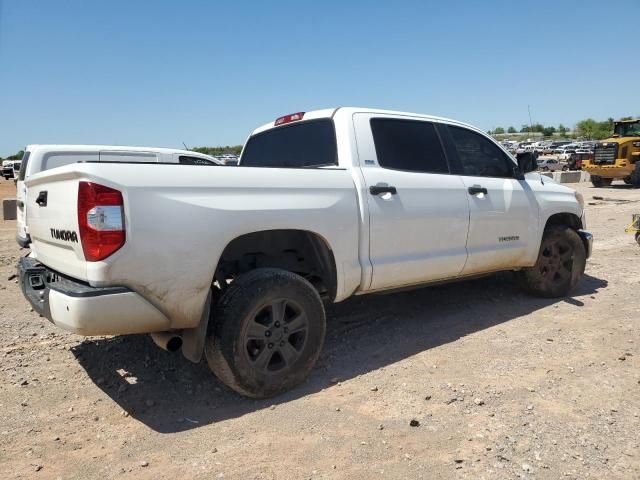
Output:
527 105 534 135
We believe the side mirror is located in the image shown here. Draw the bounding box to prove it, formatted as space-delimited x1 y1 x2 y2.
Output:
516 152 537 174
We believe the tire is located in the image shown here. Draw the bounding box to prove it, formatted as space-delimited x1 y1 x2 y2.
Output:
562 165 569 171
205 268 326 398
590 175 612 187
542 166 549 172
517 226 586 298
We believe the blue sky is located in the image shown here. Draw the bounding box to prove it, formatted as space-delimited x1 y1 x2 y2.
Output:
1 0 638 156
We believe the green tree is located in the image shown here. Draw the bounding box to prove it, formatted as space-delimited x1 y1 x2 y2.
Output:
557 124 568 137
542 126 556 137
576 119 612 140
192 145 243 156
7 150 24 160
493 127 505 134
507 126 517 133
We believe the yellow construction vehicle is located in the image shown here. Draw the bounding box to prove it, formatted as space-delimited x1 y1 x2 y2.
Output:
582 119 640 187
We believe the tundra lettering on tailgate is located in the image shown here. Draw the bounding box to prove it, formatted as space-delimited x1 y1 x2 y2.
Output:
50 228 79 243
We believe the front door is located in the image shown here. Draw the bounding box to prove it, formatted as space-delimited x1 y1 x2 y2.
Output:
439 124 539 275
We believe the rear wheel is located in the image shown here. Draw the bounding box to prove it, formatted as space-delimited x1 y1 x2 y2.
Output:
205 268 326 398
517 226 586 298
624 176 632 185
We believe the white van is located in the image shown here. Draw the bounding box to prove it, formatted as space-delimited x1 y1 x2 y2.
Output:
16 145 222 247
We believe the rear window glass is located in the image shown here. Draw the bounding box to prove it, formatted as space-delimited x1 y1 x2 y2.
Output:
241 119 337 168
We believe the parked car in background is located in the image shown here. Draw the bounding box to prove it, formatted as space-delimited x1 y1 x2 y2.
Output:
550 141 572 150
537 158 569 171
15 145 222 247
2 160 17 179
557 147 578 160
12 161 22 183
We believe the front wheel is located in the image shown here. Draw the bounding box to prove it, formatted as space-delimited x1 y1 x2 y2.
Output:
205 268 326 398
517 226 586 298
590 175 612 187
562 165 569 171
630 164 640 187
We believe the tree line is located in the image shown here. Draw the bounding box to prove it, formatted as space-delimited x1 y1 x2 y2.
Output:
191 145 243 156
489 116 637 139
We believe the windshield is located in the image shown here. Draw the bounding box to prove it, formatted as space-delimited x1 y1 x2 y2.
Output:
614 121 640 137
241 119 338 168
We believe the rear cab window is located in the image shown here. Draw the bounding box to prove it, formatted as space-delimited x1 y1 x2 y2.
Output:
241 119 337 168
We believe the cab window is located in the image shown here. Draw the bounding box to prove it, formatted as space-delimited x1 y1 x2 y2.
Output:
370 118 449 174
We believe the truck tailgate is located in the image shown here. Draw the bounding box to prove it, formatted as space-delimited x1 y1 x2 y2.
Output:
25 170 87 281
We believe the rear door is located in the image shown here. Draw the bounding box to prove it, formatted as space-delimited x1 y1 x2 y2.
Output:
438 124 539 275
353 113 470 291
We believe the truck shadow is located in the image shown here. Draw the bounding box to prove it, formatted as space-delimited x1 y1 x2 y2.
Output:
72 272 607 433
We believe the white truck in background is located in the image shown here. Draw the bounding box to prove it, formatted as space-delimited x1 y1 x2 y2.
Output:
18 108 592 398
15 145 222 248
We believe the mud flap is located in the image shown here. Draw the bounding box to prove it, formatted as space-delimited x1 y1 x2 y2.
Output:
181 289 212 363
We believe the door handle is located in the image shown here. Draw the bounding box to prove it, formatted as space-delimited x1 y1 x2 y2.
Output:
35 191 48 207
467 185 488 195
369 185 397 195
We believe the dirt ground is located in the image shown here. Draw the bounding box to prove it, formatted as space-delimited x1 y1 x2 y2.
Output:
0 179 638 480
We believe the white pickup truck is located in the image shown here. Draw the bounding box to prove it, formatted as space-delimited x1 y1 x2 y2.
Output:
18 107 592 398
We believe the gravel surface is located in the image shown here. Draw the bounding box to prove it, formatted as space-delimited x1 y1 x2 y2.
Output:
0 180 639 479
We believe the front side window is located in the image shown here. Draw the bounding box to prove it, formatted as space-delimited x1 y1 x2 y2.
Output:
241 119 337 168
449 126 513 178
370 118 449 173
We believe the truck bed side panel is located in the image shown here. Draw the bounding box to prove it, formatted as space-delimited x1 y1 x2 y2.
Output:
25 164 361 329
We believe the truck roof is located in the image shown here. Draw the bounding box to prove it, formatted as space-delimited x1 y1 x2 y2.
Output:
250 107 478 136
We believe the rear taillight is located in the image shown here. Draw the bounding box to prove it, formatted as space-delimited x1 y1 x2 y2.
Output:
77 181 125 261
